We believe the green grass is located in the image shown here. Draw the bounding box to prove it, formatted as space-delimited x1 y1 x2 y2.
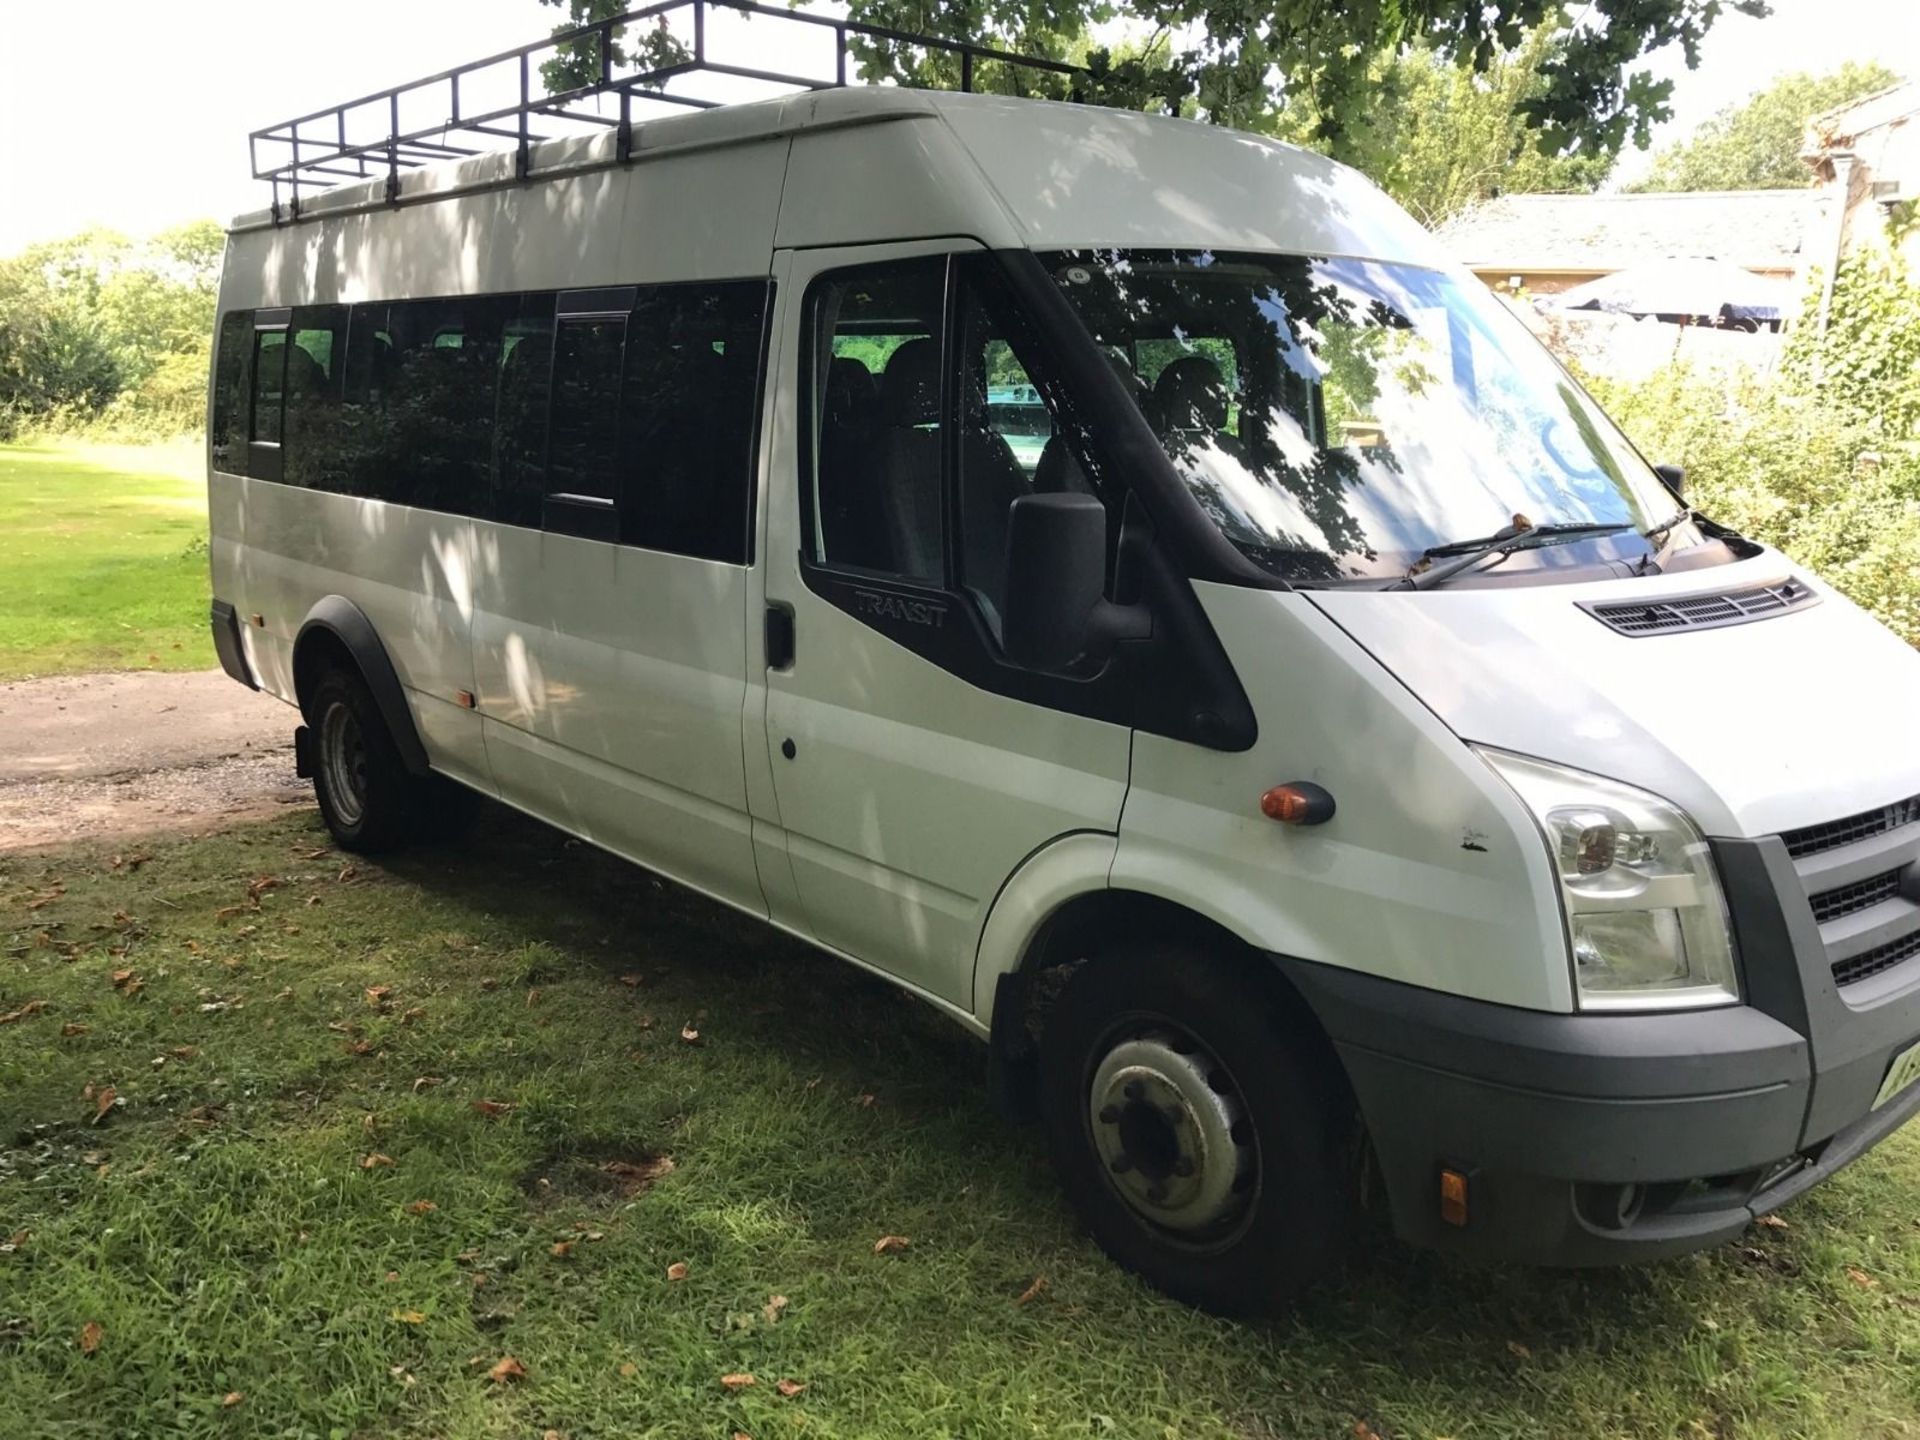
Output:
5 809 1920 1440
0 440 213 680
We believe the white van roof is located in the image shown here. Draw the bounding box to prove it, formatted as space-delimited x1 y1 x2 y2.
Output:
229 87 1446 270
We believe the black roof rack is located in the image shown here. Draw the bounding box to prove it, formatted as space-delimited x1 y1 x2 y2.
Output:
249 0 1084 223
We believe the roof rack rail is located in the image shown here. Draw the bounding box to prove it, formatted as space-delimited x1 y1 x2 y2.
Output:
248 0 1085 223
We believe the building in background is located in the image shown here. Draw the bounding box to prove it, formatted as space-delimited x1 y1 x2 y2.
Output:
1437 189 1821 298
1802 79 1918 328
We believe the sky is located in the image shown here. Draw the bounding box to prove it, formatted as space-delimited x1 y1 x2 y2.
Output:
0 0 1914 256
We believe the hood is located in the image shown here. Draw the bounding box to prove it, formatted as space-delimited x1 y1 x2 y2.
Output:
1309 553 1920 839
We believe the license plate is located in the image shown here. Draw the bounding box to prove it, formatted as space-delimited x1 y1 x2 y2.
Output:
1873 1039 1920 1110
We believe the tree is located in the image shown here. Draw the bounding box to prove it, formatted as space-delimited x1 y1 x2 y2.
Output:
1630 60 1900 191
1325 24 1615 230
537 0 1768 170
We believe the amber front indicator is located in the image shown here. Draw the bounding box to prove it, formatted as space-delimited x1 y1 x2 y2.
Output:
1439 1168 1470 1227
1259 781 1336 826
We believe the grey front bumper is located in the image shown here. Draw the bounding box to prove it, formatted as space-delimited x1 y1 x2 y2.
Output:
1273 835 1920 1264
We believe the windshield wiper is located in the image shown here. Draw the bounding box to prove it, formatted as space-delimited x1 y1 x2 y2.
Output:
1641 507 1691 547
1395 520 1632 591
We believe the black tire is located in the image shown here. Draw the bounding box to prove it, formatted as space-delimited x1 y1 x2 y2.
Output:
1039 943 1354 1315
306 667 423 853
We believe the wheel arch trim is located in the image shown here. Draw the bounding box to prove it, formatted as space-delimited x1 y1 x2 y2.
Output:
293 596 431 777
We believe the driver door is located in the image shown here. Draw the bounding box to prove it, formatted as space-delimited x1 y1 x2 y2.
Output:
754 240 1133 1008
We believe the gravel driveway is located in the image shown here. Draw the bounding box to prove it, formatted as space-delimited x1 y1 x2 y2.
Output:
0 670 307 852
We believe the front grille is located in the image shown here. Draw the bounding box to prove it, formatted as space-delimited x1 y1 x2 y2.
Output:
1832 929 1920 988
1583 577 1816 637
1784 795 1920 860
1811 870 1906 924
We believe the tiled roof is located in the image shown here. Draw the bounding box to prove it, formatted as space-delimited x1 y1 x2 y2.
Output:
1438 189 1822 272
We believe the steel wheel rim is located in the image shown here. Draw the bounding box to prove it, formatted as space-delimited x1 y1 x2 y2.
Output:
1087 1021 1258 1247
319 700 369 827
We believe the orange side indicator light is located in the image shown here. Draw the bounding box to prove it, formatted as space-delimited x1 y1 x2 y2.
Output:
1259 782 1336 826
1439 1167 1470 1228
455 690 477 710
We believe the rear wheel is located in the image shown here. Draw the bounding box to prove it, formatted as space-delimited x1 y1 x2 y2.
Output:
307 668 433 853
1039 943 1353 1315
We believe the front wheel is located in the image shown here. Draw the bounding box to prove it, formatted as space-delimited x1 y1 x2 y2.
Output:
1039 944 1354 1315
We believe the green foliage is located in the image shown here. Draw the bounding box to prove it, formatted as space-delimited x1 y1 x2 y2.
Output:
0 441 214 678
538 0 1765 169
1583 253 1920 645
0 221 221 440
1781 254 1920 438
1631 61 1901 192
1325 22 1615 229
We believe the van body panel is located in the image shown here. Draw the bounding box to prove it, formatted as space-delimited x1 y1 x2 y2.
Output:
237 483 491 784
1310 557 1920 839
470 530 764 916
757 240 1131 1008
776 119 1021 251
969 831 1120 1025
934 95 1446 262
1117 585 1572 1012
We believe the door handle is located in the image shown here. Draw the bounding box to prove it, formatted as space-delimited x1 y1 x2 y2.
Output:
765 602 795 670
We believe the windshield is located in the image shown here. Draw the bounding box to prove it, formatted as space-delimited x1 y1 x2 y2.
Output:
1046 250 1682 583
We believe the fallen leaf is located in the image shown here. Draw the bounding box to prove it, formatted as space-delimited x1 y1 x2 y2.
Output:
405 1200 436 1215
526 988 541 1007
479 977 499 992
91 1086 117 1125
305 894 321 907
471 1099 515 1118
618 973 644 987
666 1261 689 1282
619 1361 639 1378
171 1045 197 1059
487 1356 527 1384
336 865 358 884
391 1309 426 1324
720 1372 756 1391
110 969 136 989
1015 1275 1048 1306
60 1022 89 1037
1352 1423 1383 1440
1848 1266 1879 1289
401 1006 425 1025
602 1155 674 1194
872 1234 911 1255
762 1294 789 1324
411 1075 442 1093
551 1240 575 1258
775 1378 807 1398
1756 1214 1790 1231
1507 1341 1532 1360
360 1153 395 1169
365 985 392 1008
680 1023 701 1045
221 1392 243 1407
246 876 281 901
855 1093 877 1108
79 1320 104 1354
325 1020 356 1034
0 1000 46 1024
213 905 249 922
2 1229 26 1252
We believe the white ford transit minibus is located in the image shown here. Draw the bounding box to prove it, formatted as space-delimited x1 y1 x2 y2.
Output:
210 37 1920 1314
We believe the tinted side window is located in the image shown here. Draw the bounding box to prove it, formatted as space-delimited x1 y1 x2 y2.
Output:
284 305 348 490
549 318 625 499
620 281 768 563
382 298 508 516
807 259 947 584
492 295 556 529
211 311 251 474
335 303 392 498
250 328 287 445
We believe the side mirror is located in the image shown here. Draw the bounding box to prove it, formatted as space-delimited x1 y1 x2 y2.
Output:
1002 493 1150 672
1653 462 1685 500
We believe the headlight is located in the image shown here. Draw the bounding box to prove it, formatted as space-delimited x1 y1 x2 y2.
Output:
1476 749 1738 1012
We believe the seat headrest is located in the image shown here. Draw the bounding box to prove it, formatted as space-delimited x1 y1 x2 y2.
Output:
878 337 941 427
825 356 878 426
1150 355 1231 432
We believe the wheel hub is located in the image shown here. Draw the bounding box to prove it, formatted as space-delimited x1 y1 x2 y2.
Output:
320 700 369 826
1089 1030 1253 1236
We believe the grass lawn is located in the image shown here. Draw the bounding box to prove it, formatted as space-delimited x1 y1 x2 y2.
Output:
5 808 1920 1440
0 440 213 681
